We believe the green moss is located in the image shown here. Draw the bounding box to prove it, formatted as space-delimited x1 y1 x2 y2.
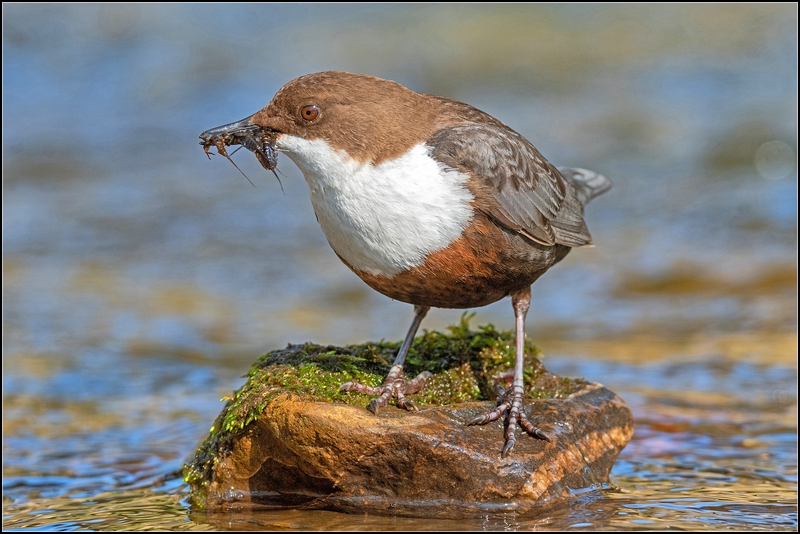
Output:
182 314 586 501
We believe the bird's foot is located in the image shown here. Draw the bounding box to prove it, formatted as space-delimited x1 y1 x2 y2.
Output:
339 364 432 414
466 384 551 457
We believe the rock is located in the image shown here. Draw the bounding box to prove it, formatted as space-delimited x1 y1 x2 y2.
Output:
184 316 633 516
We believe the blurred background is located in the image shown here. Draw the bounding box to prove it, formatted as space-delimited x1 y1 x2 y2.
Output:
3 4 796 531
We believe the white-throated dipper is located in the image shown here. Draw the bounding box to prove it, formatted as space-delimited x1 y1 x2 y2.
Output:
200 71 611 456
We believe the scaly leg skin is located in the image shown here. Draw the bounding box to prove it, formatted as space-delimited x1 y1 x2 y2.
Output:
339 305 432 414
466 287 552 457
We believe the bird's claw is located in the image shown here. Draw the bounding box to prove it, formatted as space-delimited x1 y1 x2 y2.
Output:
340 365 432 414
466 384 551 456
501 435 516 458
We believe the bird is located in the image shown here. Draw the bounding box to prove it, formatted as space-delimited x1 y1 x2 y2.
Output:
200 71 611 457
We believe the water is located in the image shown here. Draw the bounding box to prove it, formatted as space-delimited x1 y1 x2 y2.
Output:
3 4 797 530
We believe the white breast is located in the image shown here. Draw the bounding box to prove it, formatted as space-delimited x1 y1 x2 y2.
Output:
275 135 474 277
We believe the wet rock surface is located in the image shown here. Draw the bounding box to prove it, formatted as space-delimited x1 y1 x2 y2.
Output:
184 318 633 516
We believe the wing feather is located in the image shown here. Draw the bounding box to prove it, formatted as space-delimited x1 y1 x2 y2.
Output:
428 124 593 247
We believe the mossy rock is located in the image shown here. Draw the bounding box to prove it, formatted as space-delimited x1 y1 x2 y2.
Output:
183 315 631 516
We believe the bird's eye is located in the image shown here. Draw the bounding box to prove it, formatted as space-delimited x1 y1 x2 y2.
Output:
300 104 319 122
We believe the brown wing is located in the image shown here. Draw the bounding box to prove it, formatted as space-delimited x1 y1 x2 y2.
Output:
428 123 593 247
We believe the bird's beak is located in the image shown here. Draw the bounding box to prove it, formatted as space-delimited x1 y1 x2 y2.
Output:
200 114 279 174
199 115 264 144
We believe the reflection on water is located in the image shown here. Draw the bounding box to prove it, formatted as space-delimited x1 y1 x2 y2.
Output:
3 351 795 530
3 3 797 531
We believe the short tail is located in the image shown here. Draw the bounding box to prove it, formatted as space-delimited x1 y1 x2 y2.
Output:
558 167 612 205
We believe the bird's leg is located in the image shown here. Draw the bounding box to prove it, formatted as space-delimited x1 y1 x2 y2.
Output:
339 305 432 414
467 287 551 456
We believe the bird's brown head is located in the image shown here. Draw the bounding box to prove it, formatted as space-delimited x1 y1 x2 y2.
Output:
200 71 441 169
